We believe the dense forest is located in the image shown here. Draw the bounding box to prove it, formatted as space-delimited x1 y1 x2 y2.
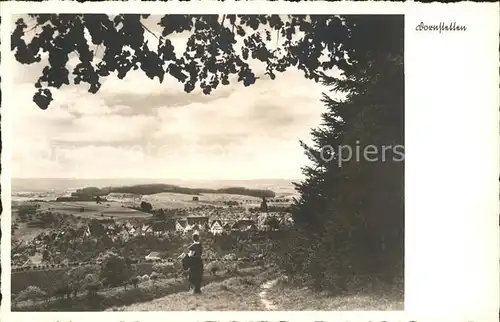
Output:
69 184 275 199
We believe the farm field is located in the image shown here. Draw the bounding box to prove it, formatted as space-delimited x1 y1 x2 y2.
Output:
12 200 153 241
12 223 47 242
141 192 263 209
11 209 48 242
140 192 208 209
38 201 152 219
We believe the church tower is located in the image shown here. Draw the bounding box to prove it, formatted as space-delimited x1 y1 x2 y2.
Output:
260 195 268 213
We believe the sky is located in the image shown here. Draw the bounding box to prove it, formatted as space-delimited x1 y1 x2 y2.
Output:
11 15 341 180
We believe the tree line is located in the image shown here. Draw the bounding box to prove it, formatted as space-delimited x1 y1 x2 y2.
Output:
68 184 275 199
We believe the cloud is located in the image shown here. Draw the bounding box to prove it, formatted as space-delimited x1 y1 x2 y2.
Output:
52 114 157 145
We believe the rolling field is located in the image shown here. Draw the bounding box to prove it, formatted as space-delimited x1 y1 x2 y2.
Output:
38 201 152 219
11 209 48 242
12 201 152 241
141 192 205 209
141 192 263 209
12 223 47 242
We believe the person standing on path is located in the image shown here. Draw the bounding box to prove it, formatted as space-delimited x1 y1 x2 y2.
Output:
187 233 203 294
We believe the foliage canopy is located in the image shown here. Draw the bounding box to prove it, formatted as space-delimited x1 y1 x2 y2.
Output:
11 14 403 109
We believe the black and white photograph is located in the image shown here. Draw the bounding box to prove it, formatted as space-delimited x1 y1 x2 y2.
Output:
6 12 406 312
0 1 494 318
1 2 498 321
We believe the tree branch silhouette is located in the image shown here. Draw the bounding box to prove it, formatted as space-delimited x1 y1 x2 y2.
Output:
11 14 402 109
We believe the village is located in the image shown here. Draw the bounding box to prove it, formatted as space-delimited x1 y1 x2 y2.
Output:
11 195 294 270
11 194 295 304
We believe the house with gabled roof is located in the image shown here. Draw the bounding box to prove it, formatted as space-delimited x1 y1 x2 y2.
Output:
257 213 268 227
145 251 161 261
83 226 91 238
184 223 194 233
123 221 134 230
141 224 152 235
210 220 224 235
105 225 117 236
175 220 187 232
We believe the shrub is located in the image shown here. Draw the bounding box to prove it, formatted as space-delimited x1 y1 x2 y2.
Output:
15 286 47 304
239 277 256 286
64 264 99 294
149 271 160 284
98 251 131 287
225 262 239 274
53 284 72 300
83 273 100 296
206 261 221 276
86 283 100 296
127 276 139 288
152 262 176 276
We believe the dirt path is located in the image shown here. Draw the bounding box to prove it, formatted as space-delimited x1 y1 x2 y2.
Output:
258 279 279 310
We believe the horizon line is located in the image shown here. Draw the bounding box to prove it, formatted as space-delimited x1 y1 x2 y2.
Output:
12 177 303 181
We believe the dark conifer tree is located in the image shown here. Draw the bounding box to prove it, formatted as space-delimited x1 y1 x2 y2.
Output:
290 44 403 290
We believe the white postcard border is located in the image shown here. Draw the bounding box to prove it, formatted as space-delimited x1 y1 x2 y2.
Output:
1 1 499 322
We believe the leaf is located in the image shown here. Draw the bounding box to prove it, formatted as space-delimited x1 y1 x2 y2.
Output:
33 89 53 110
11 14 403 110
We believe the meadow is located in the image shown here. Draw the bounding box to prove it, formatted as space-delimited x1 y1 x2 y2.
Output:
39 201 152 218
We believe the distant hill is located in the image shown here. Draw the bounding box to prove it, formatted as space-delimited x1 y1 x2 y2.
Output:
12 178 299 193
69 184 276 199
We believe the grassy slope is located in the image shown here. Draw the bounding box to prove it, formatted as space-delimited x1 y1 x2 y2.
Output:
141 192 263 210
266 278 404 311
13 267 269 311
39 201 151 218
107 271 274 311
